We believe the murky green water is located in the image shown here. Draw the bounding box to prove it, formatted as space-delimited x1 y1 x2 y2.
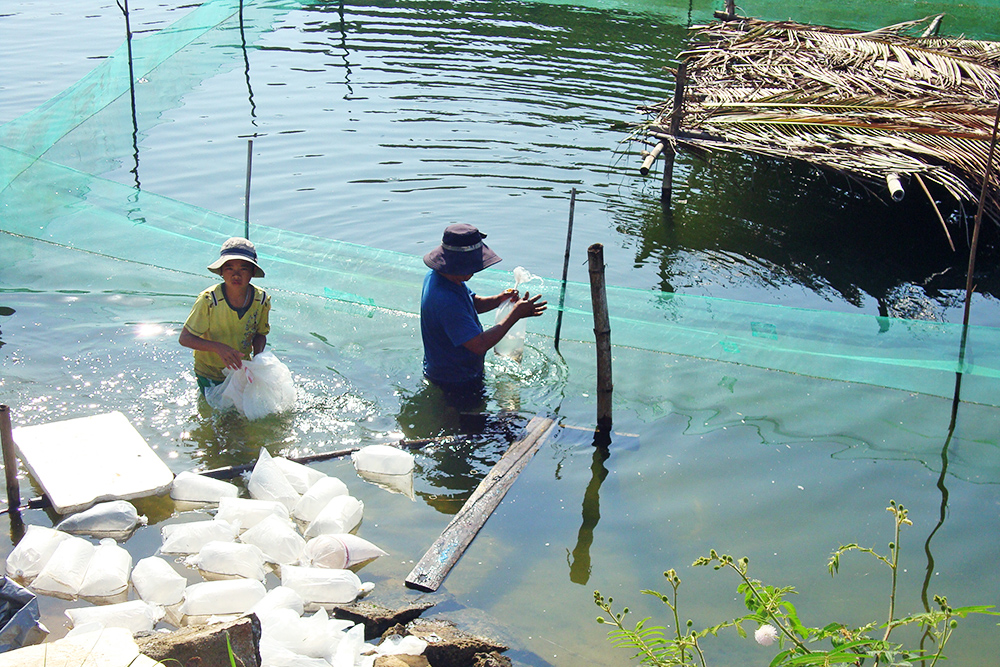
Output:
2 1 999 665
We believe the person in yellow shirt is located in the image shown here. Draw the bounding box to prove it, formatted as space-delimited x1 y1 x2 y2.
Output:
179 237 271 392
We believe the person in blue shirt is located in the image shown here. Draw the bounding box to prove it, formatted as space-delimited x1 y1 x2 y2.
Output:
420 224 546 397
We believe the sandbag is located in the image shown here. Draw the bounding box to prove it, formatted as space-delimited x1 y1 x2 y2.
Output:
280 566 362 606
272 456 327 495
204 350 295 419
184 541 267 581
65 599 164 634
30 534 95 598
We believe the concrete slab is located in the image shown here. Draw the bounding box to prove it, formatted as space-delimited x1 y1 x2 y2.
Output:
0 626 160 667
12 412 174 514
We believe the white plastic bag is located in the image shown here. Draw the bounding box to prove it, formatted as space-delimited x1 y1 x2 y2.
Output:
493 266 541 361
131 556 187 606
170 471 240 503
65 599 164 634
5 525 72 583
204 350 296 419
241 514 307 565
304 496 364 538
55 500 147 539
351 445 414 475
79 538 132 598
248 586 305 623
249 447 301 511
160 518 239 555
185 541 267 581
280 565 362 606
217 496 290 532
303 534 388 569
30 534 95 597
273 456 327 495
179 578 267 617
293 476 349 524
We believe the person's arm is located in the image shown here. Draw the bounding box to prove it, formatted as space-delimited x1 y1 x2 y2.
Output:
462 292 547 356
252 333 267 356
179 327 245 370
473 289 516 314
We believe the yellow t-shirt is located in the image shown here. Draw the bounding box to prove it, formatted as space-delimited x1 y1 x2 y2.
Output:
183 283 271 382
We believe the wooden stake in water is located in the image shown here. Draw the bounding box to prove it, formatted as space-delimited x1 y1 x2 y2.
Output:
588 244 613 430
554 188 577 352
244 138 253 239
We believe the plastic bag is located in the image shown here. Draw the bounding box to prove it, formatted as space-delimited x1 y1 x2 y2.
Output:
280 565 362 606
79 539 132 598
217 496 290 532
248 586 305 623
179 578 267 617
30 534 95 598
55 501 147 540
240 514 307 565
273 457 327 495
303 496 364 538
65 599 164 634
5 525 71 583
249 447 301 511
351 445 414 475
292 476 349 524
131 556 186 606
160 519 239 555
204 350 295 419
0 575 48 652
170 471 240 503
493 266 541 361
184 541 267 581
303 534 387 569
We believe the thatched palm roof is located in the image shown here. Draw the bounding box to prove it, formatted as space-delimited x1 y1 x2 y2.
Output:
640 15 1000 234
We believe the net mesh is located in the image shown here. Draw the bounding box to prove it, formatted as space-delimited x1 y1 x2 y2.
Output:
3 0 1000 411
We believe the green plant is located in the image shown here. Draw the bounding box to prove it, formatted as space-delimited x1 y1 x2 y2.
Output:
595 501 997 666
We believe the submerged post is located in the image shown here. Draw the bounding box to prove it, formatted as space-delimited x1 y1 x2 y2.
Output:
1 405 21 514
661 61 687 203
588 244 613 430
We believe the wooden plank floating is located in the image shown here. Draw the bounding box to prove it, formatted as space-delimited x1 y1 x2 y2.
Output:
405 415 559 592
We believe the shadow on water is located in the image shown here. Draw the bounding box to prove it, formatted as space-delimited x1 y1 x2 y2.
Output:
622 153 1000 320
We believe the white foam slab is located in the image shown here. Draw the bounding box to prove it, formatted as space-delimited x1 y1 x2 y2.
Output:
12 411 174 514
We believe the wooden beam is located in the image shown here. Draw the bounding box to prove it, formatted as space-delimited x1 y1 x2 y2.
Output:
405 415 559 592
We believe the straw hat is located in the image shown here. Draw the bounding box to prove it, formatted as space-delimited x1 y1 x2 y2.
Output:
207 237 265 278
423 224 501 275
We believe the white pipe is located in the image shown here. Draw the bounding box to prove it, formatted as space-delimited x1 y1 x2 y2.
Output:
886 173 905 202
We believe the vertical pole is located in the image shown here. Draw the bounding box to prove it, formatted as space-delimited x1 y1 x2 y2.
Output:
554 188 577 352
961 102 1000 332
588 244 613 430
1 405 21 514
244 138 254 239
662 61 687 202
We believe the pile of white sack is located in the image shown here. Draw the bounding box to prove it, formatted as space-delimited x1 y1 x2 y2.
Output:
4 444 419 667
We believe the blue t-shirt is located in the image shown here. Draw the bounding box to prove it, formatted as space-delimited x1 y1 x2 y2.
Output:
421 270 485 384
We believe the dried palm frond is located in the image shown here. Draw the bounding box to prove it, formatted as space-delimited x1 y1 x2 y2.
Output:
638 16 1000 227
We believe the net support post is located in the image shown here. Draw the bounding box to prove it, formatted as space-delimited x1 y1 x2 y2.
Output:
588 244 613 431
1 405 22 516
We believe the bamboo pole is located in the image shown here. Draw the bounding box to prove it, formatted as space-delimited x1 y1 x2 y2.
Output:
588 244 613 430
1 405 21 514
244 138 253 239
661 62 686 202
961 101 1000 330
640 142 663 176
554 188 577 352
